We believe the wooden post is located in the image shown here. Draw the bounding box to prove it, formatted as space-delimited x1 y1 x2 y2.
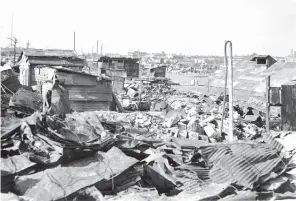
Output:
266 58 271 132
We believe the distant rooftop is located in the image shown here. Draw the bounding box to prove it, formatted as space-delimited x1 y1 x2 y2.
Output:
98 56 139 62
250 55 272 61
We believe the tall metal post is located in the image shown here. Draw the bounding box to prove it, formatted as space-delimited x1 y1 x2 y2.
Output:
220 41 229 135
228 42 234 142
266 58 271 132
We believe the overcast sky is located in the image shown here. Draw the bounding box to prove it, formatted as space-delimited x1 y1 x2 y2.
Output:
0 0 295 56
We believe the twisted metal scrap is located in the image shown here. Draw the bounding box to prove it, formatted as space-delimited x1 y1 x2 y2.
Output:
198 138 286 189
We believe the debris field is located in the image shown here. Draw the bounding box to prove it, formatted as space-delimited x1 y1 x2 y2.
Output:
1 84 296 201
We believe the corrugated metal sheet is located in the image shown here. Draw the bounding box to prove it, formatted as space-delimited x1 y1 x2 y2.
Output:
199 141 285 189
69 101 111 112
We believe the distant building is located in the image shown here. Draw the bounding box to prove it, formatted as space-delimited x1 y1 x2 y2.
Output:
128 51 149 59
285 49 296 62
17 49 85 86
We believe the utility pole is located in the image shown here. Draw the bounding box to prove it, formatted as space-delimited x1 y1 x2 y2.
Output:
97 40 99 56
8 37 18 66
74 32 76 51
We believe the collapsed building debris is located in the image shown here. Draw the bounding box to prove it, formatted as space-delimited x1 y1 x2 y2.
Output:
1 86 296 201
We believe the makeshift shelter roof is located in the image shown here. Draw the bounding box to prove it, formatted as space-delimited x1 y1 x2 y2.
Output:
20 49 81 58
18 49 85 67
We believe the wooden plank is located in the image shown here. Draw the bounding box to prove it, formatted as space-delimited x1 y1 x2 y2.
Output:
281 84 296 131
112 92 124 113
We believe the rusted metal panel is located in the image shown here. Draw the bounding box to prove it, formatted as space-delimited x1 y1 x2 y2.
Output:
281 82 296 131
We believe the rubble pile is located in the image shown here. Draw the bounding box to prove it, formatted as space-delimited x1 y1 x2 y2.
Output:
118 78 176 111
1 87 296 201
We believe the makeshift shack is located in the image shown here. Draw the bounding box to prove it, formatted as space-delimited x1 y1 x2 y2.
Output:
98 56 139 78
31 66 114 112
98 57 139 93
17 49 85 86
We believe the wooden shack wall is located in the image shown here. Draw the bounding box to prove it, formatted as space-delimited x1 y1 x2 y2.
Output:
281 83 296 131
56 71 113 111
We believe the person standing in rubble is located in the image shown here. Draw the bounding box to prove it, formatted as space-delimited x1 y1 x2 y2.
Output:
42 75 58 114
